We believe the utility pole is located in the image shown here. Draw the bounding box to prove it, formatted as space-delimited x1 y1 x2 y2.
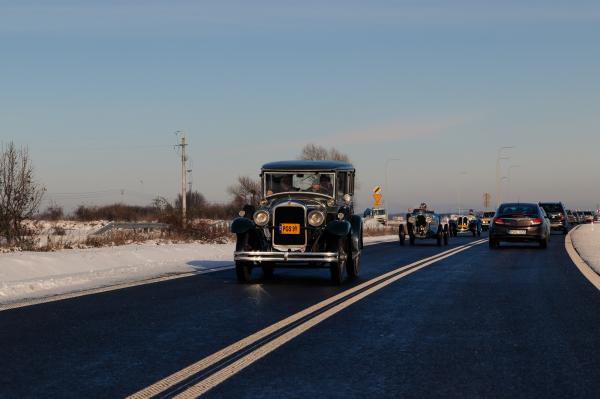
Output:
495 146 514 208
175 132 188 225
483 192 491 209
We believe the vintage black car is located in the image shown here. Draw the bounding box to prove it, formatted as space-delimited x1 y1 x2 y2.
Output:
400 204 450 246
231 160 363 285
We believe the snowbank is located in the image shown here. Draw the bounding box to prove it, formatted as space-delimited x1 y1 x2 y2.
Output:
0 235 398 305
571 224 600 276
0 242 234 304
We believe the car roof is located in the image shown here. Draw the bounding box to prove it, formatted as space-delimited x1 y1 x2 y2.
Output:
261 160 354 171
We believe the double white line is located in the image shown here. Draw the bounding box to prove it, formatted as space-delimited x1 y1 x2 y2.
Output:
129 239 486 399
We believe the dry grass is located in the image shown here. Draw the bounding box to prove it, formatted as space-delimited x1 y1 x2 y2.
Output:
363 225 399 237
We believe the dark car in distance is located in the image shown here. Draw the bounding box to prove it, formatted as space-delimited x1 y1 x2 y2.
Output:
538 202 570 234
231 160 362 285
489 203 551 249
480 211 495 231
566 209 579 225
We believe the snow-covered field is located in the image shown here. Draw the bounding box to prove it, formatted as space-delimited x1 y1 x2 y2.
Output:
571 224 600 276
0 234 398 305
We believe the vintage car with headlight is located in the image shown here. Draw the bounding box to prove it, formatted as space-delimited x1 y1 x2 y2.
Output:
400 204 450 246
230 160 362 285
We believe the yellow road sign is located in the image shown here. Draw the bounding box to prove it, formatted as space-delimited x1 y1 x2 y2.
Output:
373 185 381 194
373 194 382 207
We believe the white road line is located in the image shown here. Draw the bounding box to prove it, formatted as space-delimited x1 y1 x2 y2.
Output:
172 240 485 398
128 240 486 399
565 226 600 291
0 265 234 312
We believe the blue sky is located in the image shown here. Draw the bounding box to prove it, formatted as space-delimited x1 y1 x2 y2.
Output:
2 1 599 213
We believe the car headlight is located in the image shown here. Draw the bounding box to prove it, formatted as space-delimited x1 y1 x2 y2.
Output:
308 210 325 227
253 210 269 226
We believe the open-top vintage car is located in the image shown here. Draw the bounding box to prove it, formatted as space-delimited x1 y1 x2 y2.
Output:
455 212 482 237
399 203 449 246
231 160 363 285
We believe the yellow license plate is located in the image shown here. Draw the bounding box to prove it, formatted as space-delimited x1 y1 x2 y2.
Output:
279 223 301 235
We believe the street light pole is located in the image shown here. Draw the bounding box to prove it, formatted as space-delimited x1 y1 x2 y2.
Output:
507 164 520 200
496 146 514 208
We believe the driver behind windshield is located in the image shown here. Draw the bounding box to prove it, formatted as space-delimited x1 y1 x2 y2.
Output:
311 174 333 195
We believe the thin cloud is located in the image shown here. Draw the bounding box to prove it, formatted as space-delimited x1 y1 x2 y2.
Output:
229 116 468 156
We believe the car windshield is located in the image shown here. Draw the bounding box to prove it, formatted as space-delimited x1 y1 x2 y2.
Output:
373 209 386 216
483 212 495 217
264 172 335 197
497 203 539 217
540 203 563 213
584 211 592 215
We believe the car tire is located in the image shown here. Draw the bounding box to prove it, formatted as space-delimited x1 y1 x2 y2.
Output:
346 239 360 280
330 237 347 285
409 235 415 246
399 225 405 246
235 233 253 283
443 231 449 245
437 232 442 246
235 262 252 282
489 238 498 249
539 236 548 249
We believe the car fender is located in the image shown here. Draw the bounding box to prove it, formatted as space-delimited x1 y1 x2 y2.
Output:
231 217 255 234
325 220 351 237
350 215 363 251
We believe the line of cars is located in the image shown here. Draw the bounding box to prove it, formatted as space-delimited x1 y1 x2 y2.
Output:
488 202 598 249
229 160 597 284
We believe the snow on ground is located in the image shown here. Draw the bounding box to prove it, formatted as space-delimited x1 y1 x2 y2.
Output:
571 224 600 276
0 235 398 305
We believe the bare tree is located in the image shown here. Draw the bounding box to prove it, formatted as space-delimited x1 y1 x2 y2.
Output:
0 142 45 245
299 143 351 162
228 176 261 208
175 191 207 219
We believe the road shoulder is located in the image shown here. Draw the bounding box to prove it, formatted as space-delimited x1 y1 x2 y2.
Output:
566 225 600 290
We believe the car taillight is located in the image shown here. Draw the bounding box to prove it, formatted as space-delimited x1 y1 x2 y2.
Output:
559 214 564 220
493 217 505 225
531 218 543 225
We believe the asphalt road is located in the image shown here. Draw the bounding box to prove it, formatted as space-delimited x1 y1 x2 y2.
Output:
1 232 599 398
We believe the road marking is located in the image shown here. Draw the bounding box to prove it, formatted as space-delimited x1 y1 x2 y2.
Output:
565 226 600 291
0 265 234 312
128 239 486 398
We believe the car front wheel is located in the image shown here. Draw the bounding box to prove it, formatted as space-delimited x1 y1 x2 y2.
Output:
330 237 347 285
346 238 361 280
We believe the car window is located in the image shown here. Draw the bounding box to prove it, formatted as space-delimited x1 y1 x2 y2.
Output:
539 203 563 213
336 172 347 198
264 172 335 197
497 203 539 217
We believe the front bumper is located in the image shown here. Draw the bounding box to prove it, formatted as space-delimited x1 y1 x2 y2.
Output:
234 251 341 264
